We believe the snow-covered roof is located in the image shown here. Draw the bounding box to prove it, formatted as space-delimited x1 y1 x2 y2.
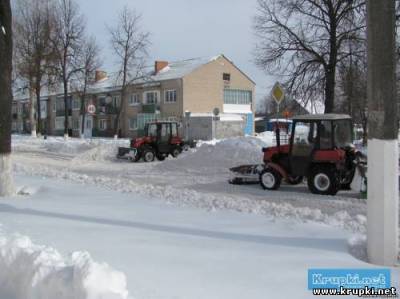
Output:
13 55 227 101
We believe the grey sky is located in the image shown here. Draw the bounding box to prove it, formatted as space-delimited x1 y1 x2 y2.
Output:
79 0 272 110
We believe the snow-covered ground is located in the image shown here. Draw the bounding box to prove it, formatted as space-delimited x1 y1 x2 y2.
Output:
0 135 398 299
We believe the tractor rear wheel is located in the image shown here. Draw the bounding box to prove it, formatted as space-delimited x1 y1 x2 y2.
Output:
260 168 281 190
143 149 155 162
307 166 340 195
171 147 181 158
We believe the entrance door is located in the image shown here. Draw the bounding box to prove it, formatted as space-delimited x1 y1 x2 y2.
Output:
84 115 93 138
290 121 317 176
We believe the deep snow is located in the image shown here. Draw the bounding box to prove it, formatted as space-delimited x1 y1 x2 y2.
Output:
3 135 399 298
1 175 398 299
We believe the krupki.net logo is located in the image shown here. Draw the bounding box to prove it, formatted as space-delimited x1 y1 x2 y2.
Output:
308 268 398 297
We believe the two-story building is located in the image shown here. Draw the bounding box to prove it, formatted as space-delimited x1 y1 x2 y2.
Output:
13 54 256 140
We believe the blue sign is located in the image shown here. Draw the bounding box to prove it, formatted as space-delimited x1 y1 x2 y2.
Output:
308 268 391 290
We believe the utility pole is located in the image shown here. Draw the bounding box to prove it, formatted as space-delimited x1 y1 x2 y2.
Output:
367 0 399 266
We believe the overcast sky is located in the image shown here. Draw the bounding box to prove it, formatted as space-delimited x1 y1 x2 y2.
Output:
79 0 273 109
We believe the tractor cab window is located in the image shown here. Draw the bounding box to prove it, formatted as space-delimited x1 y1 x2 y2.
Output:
147 124 157 137
171 123 178 137
160 124 170 142
292 122 317 156
334 120 352 148
319 121 333 149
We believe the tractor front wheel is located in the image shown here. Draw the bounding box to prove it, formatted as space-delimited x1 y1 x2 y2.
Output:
143 149 155 162
308 166 340 195
171 147 181 158
260 168 281 190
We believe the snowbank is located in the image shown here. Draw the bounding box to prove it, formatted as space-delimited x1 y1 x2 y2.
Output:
0 232 129 299
157 137 267 173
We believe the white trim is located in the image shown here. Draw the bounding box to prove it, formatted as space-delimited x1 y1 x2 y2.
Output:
143 90 160 104
128 93 141 106
129 118 138 131
164 89 177 104
367 139 399 266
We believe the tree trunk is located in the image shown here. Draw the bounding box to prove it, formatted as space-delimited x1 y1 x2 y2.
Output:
29 85 37 137
0 0 15 196
324 68 335 113
35 76 42 135
63 77 69 139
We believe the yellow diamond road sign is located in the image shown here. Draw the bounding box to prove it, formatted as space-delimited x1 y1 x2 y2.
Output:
271 82 285 104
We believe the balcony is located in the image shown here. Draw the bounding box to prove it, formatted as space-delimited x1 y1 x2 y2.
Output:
97 104 117 115
142 104 161 114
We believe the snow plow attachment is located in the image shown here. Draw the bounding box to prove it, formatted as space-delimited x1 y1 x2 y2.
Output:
117 147 137 161
229 164 264 185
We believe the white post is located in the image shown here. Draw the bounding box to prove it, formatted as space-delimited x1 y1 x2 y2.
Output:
367 0 399 266
0 154 15 196
367 140 399 265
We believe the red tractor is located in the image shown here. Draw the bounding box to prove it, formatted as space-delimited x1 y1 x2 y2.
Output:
231 114 365 195
117 121 188 162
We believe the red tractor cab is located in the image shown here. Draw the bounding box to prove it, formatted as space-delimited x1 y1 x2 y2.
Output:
117 121 185 162
260 114 359 195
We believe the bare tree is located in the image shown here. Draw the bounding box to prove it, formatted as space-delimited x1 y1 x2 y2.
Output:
254 0 366 113
71 36 101 138
108 7 150 138
52 0 85 138
0 0 15 196
14 0 56 136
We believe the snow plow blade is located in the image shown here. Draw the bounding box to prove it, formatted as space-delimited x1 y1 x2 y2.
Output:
117 147 137 160
229 164 264 185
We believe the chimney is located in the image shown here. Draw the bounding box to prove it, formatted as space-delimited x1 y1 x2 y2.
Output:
95 70 107 82
155 61 168 74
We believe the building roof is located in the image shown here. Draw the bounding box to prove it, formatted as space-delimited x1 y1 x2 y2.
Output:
14 54 255 101
292 114 352 121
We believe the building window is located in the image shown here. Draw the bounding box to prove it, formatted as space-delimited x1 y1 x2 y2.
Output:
53 101 56 112
72 119 80 130
99 119 107 131
113 95 121 108
12 122 17 131
56 97 65 111
129 118 138 130
72 98 80 110
129 94 140 106
144 91 158 104
55 117 65 130
223 89 252 105
223 73 231 81
165 90 177 103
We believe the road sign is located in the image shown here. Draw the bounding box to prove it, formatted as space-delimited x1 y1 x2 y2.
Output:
87 104 96 115
271 82 285 104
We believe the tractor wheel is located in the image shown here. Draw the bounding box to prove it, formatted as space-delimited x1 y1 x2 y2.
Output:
171 147 181 158
260 168 281 190
287 176 304 185
307 166 340 195
341 169 355 190
143 149 155 162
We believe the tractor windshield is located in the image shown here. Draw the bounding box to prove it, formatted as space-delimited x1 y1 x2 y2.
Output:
333 120 352 148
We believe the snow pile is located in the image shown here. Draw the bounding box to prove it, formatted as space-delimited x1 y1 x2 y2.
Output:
72 143 125 163
0 232 129 299
158 137 267 173
348 234 367 262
